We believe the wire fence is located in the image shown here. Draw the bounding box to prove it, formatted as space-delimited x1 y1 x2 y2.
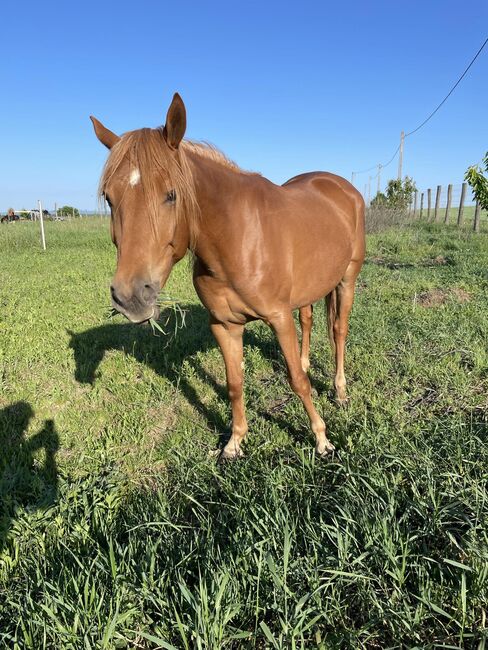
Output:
416 183 477 208
409 181 486 231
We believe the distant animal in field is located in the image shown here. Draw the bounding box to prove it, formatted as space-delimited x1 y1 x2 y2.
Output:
91 93 365 458
1 209 19 223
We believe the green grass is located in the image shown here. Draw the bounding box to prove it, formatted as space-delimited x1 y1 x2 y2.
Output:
1 218 487 648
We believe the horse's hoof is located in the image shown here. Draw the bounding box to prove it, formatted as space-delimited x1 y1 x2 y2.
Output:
219 445 244 461
316 441 336 458
334 395 349 408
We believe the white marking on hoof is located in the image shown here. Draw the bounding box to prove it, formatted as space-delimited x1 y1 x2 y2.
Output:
129 168 141 186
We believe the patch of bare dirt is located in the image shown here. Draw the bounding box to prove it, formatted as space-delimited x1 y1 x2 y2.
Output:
451 288 471 303
422 255 454 267
416 288 471 308
367 254 455 270
367 256 415 269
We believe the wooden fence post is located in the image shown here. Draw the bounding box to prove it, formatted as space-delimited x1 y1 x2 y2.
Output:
444 184 452 223
457 182 467 227
427 189 432 220
420 192 424 219
413 190 418 218
434 185 441 222
473 200 481 233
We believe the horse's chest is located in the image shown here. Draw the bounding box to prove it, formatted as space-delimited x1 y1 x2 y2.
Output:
193 270 256 324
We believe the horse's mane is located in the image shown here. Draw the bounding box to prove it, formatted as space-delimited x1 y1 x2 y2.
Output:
99 128 256 247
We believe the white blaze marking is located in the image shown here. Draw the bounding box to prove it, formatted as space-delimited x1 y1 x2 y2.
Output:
129 168 141 186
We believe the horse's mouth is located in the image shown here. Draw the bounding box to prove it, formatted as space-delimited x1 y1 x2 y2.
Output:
112 302 160 325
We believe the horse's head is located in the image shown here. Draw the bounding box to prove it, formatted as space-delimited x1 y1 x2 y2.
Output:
91 93 195 323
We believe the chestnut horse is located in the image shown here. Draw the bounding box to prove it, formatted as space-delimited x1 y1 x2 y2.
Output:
91 93 365 459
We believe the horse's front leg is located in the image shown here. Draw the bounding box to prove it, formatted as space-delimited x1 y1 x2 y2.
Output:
270 311 335 456
210 320 247 459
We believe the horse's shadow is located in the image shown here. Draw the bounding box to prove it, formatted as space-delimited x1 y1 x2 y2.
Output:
0 401 59 552
70 305 254 444
69 304 327 447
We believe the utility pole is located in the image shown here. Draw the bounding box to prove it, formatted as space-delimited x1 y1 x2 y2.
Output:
351 171 355 187
398 130 405 180
377 164 381 195
368 176 372 205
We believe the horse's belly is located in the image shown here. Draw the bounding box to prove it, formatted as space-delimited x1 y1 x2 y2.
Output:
289 226 353 308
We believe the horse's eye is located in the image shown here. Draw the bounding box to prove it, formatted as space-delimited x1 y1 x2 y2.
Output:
166 189 176 203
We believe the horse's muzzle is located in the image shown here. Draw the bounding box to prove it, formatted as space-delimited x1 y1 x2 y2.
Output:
110 279 159 323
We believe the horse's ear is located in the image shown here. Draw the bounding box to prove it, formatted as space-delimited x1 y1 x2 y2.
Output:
163 93 186 150
90 116 120 150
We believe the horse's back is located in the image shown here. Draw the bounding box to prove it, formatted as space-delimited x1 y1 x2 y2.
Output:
282 171 363 219
281 171 365 262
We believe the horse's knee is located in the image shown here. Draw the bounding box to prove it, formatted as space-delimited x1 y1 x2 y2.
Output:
227 379 243 401
333 320 348 340
289 371 311 398
299 306 313 328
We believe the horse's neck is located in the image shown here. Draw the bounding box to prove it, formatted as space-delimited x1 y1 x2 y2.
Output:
189 153 248 259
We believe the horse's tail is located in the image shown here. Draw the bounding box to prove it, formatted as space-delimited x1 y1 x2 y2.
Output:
325 289 337 356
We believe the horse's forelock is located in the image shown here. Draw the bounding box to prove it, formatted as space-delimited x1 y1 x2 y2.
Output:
99 127 200 247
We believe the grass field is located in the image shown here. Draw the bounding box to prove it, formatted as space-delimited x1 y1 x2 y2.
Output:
1 218 487 649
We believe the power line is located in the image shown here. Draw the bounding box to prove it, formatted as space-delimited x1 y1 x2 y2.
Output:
352 143 400 176
379 144 401 170
352 35 488 181
352 163 378 174
405 36 488 138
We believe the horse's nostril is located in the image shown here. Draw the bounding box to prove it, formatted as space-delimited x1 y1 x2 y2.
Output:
142 283 157 303
110 285 125 308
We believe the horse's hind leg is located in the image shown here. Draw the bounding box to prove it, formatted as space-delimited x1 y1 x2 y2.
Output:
329 261 362 405
299 305 313 373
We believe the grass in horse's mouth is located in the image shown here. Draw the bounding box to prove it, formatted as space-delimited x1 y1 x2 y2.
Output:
106 294 188 343
149 296 188 341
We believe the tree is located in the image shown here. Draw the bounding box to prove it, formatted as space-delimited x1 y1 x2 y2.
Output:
465 152 488 211
59 205 80 217
371 177 416 209
370 191 387 207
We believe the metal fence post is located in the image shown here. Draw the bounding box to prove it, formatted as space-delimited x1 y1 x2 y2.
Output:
38 200 46 250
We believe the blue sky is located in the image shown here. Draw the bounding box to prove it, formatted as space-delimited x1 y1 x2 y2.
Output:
1 1 487 211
